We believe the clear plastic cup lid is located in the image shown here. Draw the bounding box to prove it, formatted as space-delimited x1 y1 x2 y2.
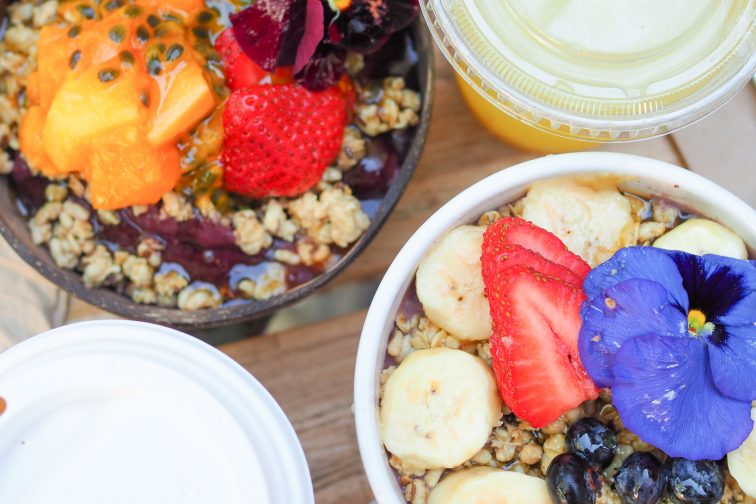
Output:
421 0 756 141
0 321 314 504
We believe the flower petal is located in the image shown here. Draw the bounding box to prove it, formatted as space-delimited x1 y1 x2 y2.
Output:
707 324 756 402
666 252 756 326
612 334 753 460
579 279 688 387
582 247 688 314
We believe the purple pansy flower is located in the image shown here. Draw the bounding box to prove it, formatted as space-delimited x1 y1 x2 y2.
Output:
578 246 756 460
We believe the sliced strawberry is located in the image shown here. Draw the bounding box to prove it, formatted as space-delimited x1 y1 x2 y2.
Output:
215 28 293 90
484 217 591 281
483 243 584 286
485 265 598 428
215 28 245 71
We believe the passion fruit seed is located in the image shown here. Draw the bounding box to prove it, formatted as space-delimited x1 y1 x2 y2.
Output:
197 11 214 24
147 14 160 28
166 44 184 62
69 50 82 70
67 25 82 38
140 90 150 107
108 24 126 43
123 5 142 18
119 50 135 65
77 4 96 20
103 0 125 11
147 56 162 76
192 27 209 40
97 68 120 83
136 25 150 43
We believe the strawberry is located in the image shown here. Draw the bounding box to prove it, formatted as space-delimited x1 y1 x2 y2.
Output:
485 265 598 428
483 243 584 286
215 29 293 90
484 217 591 281
222 84 347 198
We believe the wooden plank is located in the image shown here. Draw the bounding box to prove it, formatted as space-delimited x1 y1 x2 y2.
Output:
219 310 373 504
671 86 756 205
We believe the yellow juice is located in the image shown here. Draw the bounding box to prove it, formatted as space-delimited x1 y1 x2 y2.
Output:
455 74 593 154
422 0 755 142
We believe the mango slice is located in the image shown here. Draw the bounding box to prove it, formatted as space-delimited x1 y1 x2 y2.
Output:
43 65 145 174
19 106 58 176
36 26 76 110
148 57 215 146
136 0 204 16
89 127 182 210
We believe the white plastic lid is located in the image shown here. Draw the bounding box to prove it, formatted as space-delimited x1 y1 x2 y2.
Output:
0 321 313 504
421 0 756 141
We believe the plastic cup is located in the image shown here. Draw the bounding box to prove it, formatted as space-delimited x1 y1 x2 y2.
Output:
0 321 314 504
422 0 756 148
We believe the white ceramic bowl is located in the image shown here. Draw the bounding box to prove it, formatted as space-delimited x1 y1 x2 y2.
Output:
353 151 756 503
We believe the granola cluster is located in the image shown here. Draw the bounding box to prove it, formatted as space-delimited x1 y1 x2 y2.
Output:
356 77 421 136
382 196 752 504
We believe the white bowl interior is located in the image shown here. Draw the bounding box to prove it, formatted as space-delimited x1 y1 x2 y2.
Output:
353 151 756 504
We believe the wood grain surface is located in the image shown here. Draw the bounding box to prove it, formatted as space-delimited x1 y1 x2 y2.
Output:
64 47 755 503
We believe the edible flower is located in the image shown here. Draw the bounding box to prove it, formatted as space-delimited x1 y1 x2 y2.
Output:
578 246 756 460
230 0 419 90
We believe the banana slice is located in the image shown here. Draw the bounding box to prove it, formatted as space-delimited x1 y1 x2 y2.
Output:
520 179 636 266
653 218 747 259
727 406 756 498
428 467 551 504
380 348 502 470
416 225 492 341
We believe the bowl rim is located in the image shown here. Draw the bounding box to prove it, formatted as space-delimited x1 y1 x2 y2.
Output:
0 20 435 330
353 151 756 504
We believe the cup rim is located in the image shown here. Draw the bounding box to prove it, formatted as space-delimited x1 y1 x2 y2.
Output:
353 151 756 503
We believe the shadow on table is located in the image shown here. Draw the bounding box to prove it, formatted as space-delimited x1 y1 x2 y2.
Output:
190 281 379 345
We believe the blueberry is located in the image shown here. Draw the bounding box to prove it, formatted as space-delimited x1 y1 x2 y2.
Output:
665 458 724 504
614 452 664 504
566 418 617 469
546 452 601 504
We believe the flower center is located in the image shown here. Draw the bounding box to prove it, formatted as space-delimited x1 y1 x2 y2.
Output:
688 309 715 337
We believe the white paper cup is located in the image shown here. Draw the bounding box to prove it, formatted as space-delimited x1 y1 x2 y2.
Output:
0 321 313 504
353 152 756 503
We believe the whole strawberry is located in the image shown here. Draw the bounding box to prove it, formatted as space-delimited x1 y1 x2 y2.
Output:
222 84 347 198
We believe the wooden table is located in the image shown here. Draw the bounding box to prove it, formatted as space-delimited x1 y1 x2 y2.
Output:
67 50 756 503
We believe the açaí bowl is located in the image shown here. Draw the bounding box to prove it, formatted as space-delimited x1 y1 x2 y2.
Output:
353 151 756 503
0 6 434 329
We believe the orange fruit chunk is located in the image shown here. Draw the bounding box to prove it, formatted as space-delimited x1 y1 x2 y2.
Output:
26 71 41 107
19 106 59 176
136 0 204 16
89 127 182 210
148 46 215 146
43 64 145 174
36 26 76 110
